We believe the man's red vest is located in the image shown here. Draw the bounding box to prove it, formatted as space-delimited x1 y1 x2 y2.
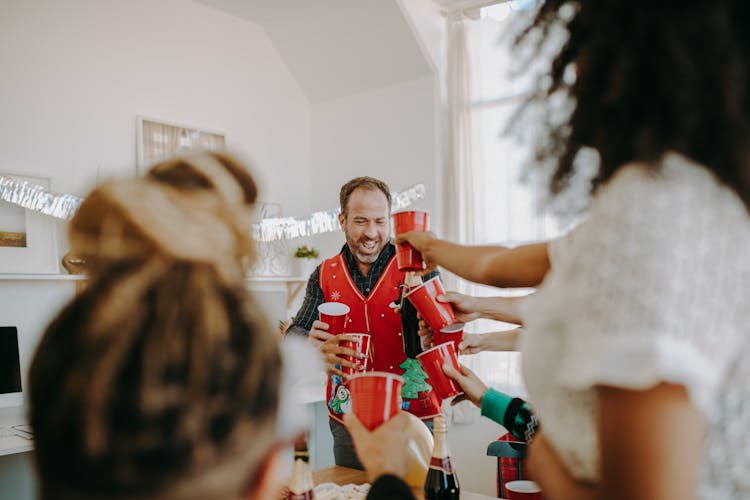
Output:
320 252 441 423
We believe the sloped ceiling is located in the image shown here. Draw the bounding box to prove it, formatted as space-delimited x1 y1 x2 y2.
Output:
194 0 433 102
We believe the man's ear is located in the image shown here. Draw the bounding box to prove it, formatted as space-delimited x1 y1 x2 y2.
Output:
338 212 345 228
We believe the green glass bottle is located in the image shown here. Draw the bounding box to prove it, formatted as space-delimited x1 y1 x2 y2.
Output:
423 415 460 500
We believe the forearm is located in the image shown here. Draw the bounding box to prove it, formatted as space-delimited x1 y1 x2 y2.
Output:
474 296 524 324
477 328 521 351
422 240 549 288
597 383 703 500
527 432 597 500
483 242 550 288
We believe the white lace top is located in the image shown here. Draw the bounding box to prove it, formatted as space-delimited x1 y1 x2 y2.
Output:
519 154 750 498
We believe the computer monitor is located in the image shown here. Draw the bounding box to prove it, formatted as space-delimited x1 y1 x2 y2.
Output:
0 326 23 408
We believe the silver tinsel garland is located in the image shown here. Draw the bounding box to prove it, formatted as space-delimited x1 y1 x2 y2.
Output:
0 174 426 242
0 175 82 220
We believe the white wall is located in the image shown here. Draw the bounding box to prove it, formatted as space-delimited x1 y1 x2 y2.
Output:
0 0 312 251
308 76 441 258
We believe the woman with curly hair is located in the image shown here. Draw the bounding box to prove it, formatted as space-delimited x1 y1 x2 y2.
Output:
28 152 287 500
515 1 750 498
362 1 750 498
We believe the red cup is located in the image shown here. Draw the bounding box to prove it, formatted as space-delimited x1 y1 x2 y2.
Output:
340 333 372 376
434 322 464 352
347 372 404 430
318 302 350 335
404 277 456 332
505 480 543 500
416 342 462 401
392 210 429 271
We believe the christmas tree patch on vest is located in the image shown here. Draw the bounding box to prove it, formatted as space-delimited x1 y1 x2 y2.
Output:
399 358 432 399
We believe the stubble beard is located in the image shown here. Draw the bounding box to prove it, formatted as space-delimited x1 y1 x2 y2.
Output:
348 237 383 265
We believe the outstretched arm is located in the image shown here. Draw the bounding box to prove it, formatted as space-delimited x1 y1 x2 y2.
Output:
459 328 521 354
440 292 525 325
395 232 550 288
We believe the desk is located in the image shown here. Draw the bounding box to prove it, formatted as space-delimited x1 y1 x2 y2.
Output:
313 465 497 500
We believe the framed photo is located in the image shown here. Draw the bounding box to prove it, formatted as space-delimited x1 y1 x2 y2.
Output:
0 174 59 274
136 116 226 175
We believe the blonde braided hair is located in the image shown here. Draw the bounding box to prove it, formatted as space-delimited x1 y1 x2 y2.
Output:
29 153 281 499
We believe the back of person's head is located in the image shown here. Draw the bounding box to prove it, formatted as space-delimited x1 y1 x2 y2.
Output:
339 176 392 216
29 152 282 499
525 0 750 209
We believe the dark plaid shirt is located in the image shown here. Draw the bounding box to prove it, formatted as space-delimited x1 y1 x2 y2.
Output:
286 242 437 337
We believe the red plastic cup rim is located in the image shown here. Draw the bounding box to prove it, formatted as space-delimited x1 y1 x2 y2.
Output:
318 302 350 316
347 371 404 384
392 210 430 235
439 322 465 333
505 480 542 493
416 342 457 360
403 276 442 300
343 333 370 341
392 209 429 216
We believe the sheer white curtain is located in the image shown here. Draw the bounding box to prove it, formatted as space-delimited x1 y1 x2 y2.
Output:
442 2 558 421
443 9 483 251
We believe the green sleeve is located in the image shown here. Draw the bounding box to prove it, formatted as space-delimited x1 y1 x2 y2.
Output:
480 387 514 426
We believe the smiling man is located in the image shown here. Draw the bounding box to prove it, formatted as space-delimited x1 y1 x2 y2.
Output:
286 176 440 469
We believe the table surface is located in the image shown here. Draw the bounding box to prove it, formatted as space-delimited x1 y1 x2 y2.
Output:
312 465 497 500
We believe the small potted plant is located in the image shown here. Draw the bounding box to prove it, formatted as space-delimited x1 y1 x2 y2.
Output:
293 245 319 277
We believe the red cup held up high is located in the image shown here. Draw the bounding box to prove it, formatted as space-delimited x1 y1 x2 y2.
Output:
347 372 404 430
392 210 429 271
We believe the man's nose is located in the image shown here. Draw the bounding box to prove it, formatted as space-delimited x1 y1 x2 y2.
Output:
364 222 378 238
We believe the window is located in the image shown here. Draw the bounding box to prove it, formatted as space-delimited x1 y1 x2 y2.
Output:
471 1 566 246
445 1 572 398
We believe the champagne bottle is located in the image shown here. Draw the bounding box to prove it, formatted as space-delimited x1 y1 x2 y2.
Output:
400 272 423 358
424 415 460 500
286 437 315 499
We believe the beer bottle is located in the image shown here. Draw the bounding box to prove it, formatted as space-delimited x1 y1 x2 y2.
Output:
424 415 460 500
400 272 423 358
286 436 315 499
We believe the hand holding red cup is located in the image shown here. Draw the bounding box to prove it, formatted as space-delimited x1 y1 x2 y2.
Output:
433 322 464 352
392 210 430 271
405 276 457 332
339 333 372 376
318 302 350 334
347 372 405 430
416 342 462 401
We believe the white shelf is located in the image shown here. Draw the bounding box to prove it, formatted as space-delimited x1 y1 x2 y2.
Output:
0 274 85 281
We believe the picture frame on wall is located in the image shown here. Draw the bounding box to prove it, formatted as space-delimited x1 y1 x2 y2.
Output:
136 116 226 175
0 173 59 274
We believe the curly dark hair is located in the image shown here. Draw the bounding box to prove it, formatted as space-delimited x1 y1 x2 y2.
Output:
523 0 750 209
